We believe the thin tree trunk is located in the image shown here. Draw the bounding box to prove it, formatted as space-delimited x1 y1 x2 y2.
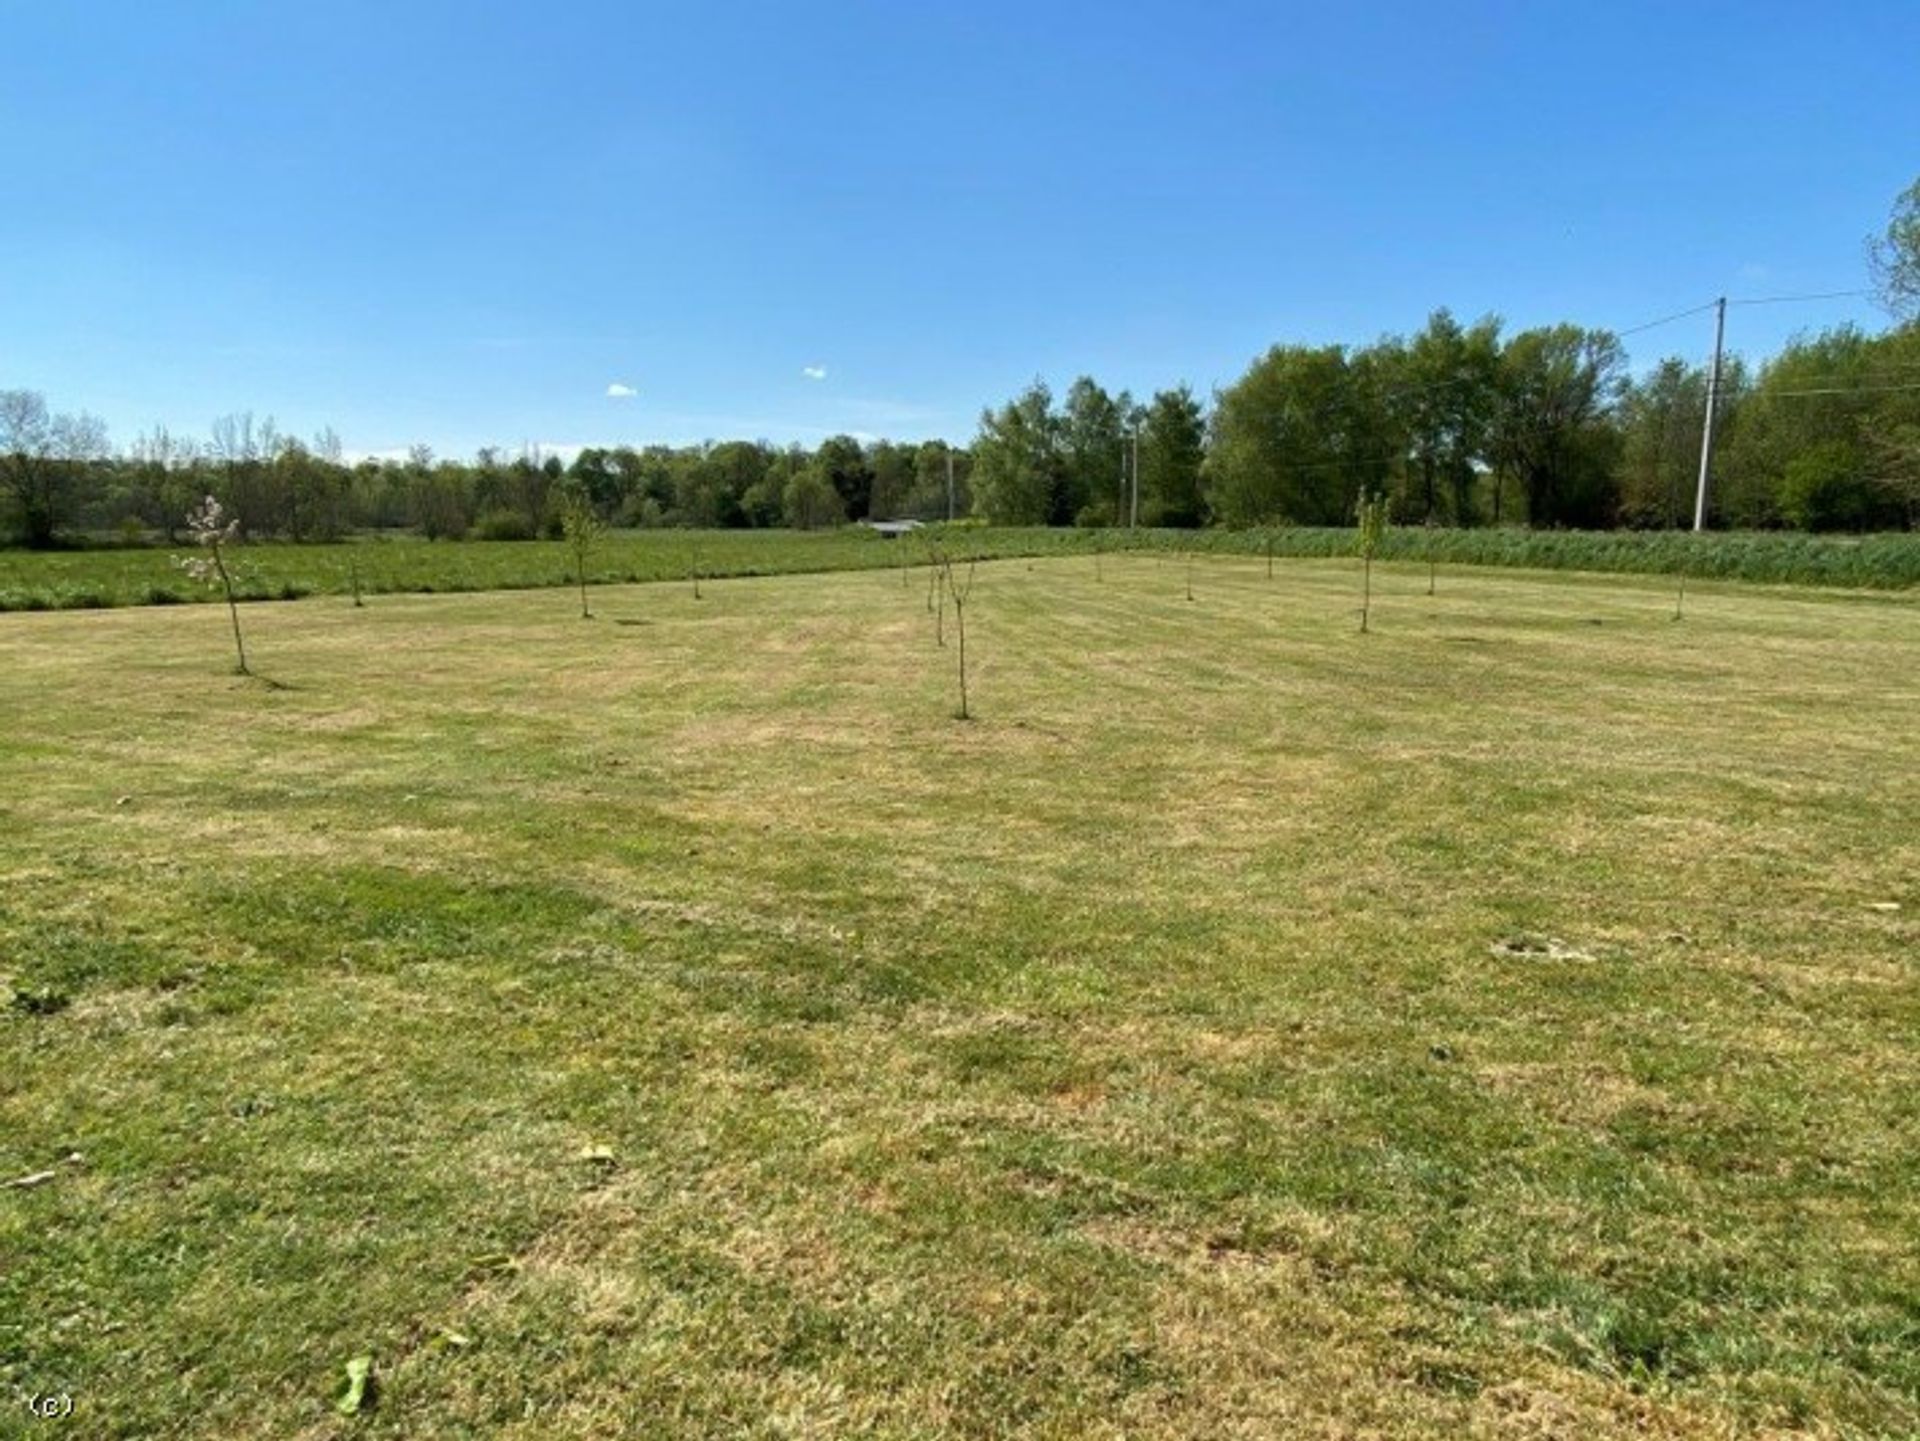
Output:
954 599 968 718
216 553 249 674
1360 554 1371 634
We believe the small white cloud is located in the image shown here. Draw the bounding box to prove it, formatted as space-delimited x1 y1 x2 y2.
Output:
606 382 637 398
801 365 828 381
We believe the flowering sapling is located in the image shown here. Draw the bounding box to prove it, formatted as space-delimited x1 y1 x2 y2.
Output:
177 495 251 674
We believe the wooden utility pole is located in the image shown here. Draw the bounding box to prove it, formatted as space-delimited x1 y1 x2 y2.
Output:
1692 296 1726 532
1129 429 1139 528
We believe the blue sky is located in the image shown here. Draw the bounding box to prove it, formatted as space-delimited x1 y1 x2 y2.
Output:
3 1 1915 459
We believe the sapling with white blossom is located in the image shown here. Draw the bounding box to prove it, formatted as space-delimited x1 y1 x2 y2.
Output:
176 495 251 674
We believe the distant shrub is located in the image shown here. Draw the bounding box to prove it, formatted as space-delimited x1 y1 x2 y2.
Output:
1780 443 1883 533
472 509 537 542
619 496 665 528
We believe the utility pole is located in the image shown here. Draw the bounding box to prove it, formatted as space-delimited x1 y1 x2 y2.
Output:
1129 429 1139 528
946 449 955 522
1692 296 1726 533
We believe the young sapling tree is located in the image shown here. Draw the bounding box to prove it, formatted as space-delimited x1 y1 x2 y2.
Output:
1355 490 1389 634
934 561 947 647
1425 515 1438 596
176 495 251 675
939 552 978 719
558 483 604 618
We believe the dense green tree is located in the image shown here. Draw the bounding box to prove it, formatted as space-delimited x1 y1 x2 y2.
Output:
568 447 630 518
815 435 875 521
867 440 915 521
970 381 1060 525
1138 385 1207 526
1488 326 1625 527
783 464 845 529
1721 325 1911 531
410 451 471 540
737 459 788 528
907 441 969 521
1870 176 1920 321
125 425 199 541
1060 377 1127 526
1616 358 1709 529
1208 345 1394 525
1391 310 1502 525
0 389 107 547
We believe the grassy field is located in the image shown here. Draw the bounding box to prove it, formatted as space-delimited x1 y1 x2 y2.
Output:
0 528 1083 612
2 554 1916 1439
2 525 1916 613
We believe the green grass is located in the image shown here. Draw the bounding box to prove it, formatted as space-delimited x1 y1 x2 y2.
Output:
0 527 1080 612
1 524 1914 613
2 554 1916 1438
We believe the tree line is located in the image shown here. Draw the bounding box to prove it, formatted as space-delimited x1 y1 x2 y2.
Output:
7 312 1913 551
0 405 976 547
971 316 1918 534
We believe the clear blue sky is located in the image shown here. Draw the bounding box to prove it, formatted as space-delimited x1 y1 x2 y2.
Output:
3 1 1914 459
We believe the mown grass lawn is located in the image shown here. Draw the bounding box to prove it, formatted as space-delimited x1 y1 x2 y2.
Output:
3 526 1916 613
1 555 1915 1439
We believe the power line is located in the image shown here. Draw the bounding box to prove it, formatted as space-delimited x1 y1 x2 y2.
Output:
1727 288 1873 308
1741 381 1920 398
1614 289 1871 345
1616 300 1721 337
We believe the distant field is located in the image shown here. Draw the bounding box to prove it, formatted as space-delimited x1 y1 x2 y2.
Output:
1 525 1915 612
2 555 1916 1438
